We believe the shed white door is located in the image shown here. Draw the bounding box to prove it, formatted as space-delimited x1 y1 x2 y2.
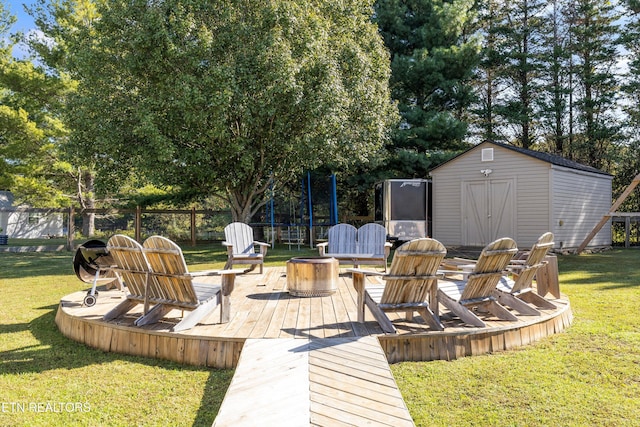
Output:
462 179 515 246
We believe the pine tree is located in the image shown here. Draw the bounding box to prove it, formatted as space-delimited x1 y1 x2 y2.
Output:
565 0 622 170
471 0 511 144
537 0 572 156
493 0 546 149
375 0 480 177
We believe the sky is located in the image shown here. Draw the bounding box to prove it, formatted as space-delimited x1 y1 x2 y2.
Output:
7 0 36 32
5 0 38 58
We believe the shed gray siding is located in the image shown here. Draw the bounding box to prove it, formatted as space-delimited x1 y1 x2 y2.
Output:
550 166 612 249
431 142 612 249
432 144 552 248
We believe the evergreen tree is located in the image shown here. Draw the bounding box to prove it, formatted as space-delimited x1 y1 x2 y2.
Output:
618 0 640 210
493 0 546 149
565 0 622 170
375 0 479 177
470 0 510 144
537 0 572 156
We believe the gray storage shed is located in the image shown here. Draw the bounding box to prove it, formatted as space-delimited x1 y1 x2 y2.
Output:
430 141 613 250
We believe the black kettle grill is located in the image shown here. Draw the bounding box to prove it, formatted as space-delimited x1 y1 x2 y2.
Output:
73 240 118 306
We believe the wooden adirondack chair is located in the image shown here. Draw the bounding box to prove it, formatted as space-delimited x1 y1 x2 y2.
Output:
140 236 236 332
494 232 557 314
350 238 447 333
223 222 269 274
103 234 155 323
438 237 519 327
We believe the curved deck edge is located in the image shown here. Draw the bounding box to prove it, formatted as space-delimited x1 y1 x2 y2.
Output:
55 304 244 369
56 293 572 368
379 299 573 363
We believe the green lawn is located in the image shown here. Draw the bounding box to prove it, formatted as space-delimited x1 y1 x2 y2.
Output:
1 243 639 426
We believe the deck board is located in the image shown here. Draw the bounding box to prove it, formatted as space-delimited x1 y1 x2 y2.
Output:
213 337 414 427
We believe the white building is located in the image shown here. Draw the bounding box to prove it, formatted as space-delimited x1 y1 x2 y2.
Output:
0 191 64 238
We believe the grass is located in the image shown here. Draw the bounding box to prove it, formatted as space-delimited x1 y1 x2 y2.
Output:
392 249 640 427
1 242 639 426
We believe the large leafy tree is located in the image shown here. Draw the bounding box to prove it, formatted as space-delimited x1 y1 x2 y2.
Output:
0 1 72 207
47 0 397 223
375 0 479 178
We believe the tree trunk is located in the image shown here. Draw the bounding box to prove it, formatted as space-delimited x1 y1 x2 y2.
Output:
80 170 95 237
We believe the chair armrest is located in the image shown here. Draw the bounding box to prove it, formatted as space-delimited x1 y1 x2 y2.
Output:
383 242 392 258
438 269 471 279
255 241 269 256
347 268 386 278
317 242 328 256
217 269 239 276
190 269 220 277
190 269 238 277
453 257 477 263
222 241 232 247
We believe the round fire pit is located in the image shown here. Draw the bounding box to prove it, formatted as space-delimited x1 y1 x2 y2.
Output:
286 257 338 297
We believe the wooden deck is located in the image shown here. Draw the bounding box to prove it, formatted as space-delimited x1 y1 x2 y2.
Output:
56 266 572 426
55 266 572 368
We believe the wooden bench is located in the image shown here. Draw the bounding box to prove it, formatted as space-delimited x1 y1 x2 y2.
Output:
317 223 392 272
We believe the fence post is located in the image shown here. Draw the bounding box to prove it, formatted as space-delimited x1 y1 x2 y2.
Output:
67 206 75 251
135 206 141 242
191 207 196 246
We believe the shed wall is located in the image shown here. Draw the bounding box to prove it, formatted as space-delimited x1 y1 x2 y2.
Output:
432 144 552 248
550 166 612 248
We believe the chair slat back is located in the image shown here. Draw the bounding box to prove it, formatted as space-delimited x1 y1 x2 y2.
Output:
224 222 255 255
143 236 198 304
380 238 447 305
107 235 150 299
327 223 357 254
512 232 554 292
461 237 517 301
357 223 387 255
524 232 554 266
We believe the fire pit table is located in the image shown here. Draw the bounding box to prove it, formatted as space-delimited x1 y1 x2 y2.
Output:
286 257 339 297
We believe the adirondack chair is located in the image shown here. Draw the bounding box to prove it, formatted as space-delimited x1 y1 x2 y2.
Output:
103 234 155 323
318 223 392 271
140 236 237 332
223 222 270 274
317 223 357 255
356 223 393 271
438 237 519 327
350 238 447 333
494 232 557 314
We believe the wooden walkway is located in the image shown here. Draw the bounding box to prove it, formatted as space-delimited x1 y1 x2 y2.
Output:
213 337 414 426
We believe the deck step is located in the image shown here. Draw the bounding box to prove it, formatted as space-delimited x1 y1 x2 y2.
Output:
213 337 414 426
